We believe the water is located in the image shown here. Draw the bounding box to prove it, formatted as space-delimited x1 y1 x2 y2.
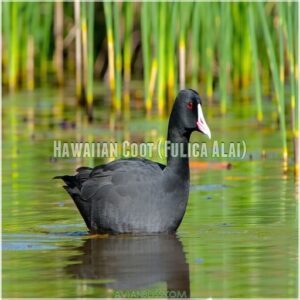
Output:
3 87 298 298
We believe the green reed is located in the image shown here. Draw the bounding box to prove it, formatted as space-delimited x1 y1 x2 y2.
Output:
1 2 298 169
166 3 178 109
74 0 83 101
178 2 192 90
113 2 122 113
248 4 263 122
219 3 232 115
284 2 299 173
200 3 214 100
191 3 201 90
19 3 29 89
81 1 88 100
2 2 10 85
141 3 151 112
86 2 94 120
150 2 159 114
232 3 251 89
26 3 38 90
103 2 116 109
157 2 167 116
40 3 53 83
123 2 134 108
240 6 251 88
8 2 20 91
284 4 296 133
53 1 64 86
258 3 287 162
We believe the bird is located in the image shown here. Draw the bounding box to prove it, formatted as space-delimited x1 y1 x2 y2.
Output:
54 89 211 234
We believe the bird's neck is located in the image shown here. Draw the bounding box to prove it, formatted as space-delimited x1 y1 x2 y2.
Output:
166 125 191 179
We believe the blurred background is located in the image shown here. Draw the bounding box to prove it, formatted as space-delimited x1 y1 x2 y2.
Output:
2 1 298 298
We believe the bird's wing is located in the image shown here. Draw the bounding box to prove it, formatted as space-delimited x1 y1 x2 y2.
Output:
90 157 165 177
81 158 165 201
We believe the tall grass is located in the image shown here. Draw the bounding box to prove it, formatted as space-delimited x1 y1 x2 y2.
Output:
149 3 159 115
219 3 232 114
178 2 192 90
248 4 263 122
293 3 299 175
166 3 178 109
8 2 20 91
1 2 298 170
284 3 298 172
157 2 167 116
201 3 214 100
191 3 201 90
86 2 94 120
141 3 151 112
53 1 64 86
25 3 35 90
40 3 53 83
258 3 287 162
103 2 116 109
2 2 10 86
232 4 251 89
74 0 83 102
123 2 134 108
113 2 122 113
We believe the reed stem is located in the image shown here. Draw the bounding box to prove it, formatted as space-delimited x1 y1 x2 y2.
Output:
40 3 53 83
86 2 94 120
258 3 287 162
113 2 122 112
2 2 10 86
81 1 88 102
53 1 64 86
201 4 214 100
219 3 231 115
9 2 19 91
191 3 201 90
157 2 167 116
141 3 151 112
141 3 152 113
74 0 83 102
147 59 158 116
178 2 187 90
103 2 116 108
166 3 178 109
248 4 263 122
123 2 134 108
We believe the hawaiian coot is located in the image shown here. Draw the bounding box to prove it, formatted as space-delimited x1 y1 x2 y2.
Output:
55 89 211 233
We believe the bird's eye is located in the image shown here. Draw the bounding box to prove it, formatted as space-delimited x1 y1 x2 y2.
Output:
187 101 193 110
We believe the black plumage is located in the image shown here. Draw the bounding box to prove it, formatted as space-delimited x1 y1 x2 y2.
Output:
54 89 211 233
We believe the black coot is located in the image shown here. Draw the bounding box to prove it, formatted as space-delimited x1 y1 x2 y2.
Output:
55 89 211 233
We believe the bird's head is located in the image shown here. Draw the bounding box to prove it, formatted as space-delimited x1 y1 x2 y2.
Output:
170 89 211 139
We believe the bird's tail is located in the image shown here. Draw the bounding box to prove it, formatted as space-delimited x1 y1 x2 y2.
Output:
53 167 93 229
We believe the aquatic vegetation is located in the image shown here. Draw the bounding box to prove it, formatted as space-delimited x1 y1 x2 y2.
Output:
123 2 134 108
248 4 263 123
1 2 298 170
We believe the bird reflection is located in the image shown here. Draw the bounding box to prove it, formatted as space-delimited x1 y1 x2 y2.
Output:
66 234 190 298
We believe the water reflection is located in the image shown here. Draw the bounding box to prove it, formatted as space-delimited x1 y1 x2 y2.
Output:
66 234 190 297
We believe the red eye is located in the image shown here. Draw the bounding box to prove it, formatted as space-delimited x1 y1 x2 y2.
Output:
187 101 193 110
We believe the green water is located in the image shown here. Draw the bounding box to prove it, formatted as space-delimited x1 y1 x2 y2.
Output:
3 87 298 298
